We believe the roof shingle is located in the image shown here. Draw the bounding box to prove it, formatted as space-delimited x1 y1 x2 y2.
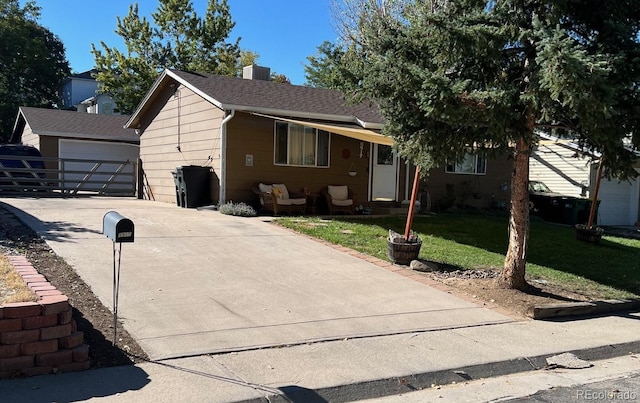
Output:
16 107 137 142
169 69 383 124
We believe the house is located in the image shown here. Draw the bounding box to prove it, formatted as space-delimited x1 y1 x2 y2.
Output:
60 70 118 114
531 133 640 226
10 107 139 192
77 93 118 115
125 66 513 210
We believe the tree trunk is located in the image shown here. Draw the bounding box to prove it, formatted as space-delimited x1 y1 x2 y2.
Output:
498 134 532 290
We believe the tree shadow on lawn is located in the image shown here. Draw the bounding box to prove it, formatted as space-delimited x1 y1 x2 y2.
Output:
335 212 640 297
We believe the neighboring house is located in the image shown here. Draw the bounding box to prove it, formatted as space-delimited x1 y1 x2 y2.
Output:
125 67 513 210
60 70 118 114
423 152 513 211
531 133 640 226
77 93 118 115
10 107 139 192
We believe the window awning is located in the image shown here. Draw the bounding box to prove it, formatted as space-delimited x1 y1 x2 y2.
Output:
254 113 393 146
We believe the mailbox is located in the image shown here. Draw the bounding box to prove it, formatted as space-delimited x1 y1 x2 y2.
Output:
103 211 134 243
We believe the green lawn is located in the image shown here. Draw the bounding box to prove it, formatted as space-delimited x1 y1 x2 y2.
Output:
276 212 640 300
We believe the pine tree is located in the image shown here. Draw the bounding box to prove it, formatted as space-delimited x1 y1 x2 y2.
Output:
334 0 640 290
91 0 240 114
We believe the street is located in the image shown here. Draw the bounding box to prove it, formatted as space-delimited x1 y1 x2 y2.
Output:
360 354 640 402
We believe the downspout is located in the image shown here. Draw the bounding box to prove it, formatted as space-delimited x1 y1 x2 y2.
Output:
219 109 235 206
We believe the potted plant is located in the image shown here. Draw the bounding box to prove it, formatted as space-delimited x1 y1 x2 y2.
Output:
387 230 422 265
575 224 604 244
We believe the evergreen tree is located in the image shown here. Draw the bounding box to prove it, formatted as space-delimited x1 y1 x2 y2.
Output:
0 0 70 142
334 0 640 290
91 0 240 114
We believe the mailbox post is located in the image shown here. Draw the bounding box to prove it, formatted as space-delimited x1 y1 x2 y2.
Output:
102 211 134 345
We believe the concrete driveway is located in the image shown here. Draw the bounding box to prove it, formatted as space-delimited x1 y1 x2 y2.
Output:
1 197 513 361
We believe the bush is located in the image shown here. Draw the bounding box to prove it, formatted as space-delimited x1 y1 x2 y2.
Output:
218 202 257 217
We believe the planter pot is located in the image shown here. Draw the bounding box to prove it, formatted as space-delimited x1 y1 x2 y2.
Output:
387 239 422 265
575 227 603 244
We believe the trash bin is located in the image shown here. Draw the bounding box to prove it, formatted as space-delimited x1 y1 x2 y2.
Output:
575 198 600 225
171 170 184 207
172 165 211 208
560 197 579 225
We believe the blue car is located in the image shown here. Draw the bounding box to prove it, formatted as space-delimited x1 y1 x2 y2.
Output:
0 144 47 190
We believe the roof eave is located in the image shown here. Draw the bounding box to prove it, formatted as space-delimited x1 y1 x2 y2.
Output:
126 69 226 129
34 130 139 143
127 69 385 130
230 105 384 128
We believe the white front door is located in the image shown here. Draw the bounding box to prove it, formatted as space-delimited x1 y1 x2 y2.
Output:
371 144 398 201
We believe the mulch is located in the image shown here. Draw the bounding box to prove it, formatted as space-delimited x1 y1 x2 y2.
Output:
0 205 148 369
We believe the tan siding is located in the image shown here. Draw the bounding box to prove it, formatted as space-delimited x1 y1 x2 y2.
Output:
139 84 223 203
20 124 39 149
530 143 590 197
225 113 371 206
424 154 512 210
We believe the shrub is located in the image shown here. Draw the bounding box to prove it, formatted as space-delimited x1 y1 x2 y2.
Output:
218 202 257 217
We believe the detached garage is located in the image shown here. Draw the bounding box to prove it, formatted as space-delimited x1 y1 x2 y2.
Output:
11 107 139 194
532 133 640 226
593 167 640 226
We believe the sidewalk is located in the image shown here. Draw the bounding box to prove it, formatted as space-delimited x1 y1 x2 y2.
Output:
1 314 640 402
0 197 639 402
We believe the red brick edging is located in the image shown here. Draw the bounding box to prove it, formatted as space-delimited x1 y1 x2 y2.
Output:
0 256 89 378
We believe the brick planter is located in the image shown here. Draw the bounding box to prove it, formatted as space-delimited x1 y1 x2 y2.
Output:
0 256 89 378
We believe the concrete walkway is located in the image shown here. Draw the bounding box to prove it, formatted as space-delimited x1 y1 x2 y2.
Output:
1 197 640 402
0 197 510 361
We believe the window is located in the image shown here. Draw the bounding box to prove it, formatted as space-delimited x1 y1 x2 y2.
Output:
376 145 394 165
445 153 487 175
274 122 330 167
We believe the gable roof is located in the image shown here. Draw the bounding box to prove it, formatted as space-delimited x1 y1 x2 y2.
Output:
11 107 138 143
126 69 384 130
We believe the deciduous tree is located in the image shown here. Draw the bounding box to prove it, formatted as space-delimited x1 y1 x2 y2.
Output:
0 0 70 142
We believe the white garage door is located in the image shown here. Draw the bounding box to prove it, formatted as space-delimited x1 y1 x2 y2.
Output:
597 171 640 226
59 139 139 192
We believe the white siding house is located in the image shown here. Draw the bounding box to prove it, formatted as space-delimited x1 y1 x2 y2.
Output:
531 133 640 226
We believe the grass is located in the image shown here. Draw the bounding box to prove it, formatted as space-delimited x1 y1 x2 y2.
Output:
0 255 39 305
276 212 640 300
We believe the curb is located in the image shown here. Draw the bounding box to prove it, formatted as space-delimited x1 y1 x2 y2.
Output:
530 299 640 320
237 340 640 403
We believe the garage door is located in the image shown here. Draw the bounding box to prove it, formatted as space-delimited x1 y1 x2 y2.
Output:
58 139 139 192
596 169 640 226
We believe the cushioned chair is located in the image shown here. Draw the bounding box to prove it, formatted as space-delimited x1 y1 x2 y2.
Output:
252 182 307 215
322 185 356 215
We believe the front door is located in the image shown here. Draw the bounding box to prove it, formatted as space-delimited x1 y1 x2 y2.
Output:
371 144 397 201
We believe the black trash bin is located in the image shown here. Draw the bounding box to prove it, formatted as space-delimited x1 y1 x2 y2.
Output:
172 165 211 208
575 198 600 225
171 170 183 207
560 197 579 225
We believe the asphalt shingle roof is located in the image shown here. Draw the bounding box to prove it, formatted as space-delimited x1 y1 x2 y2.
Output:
17 107 137 141
169 69 384 124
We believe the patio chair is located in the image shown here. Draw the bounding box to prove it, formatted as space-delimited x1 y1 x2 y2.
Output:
322 185 356 215
252 182 306 215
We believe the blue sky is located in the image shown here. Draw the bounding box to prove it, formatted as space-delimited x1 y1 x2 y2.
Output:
27 1 339 85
